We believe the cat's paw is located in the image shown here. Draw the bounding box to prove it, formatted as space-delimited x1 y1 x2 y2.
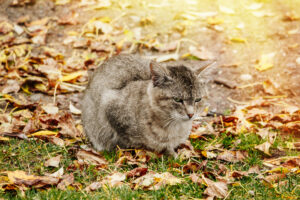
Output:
166 148 178 159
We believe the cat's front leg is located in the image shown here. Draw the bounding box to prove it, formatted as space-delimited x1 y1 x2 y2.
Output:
166 146 178 158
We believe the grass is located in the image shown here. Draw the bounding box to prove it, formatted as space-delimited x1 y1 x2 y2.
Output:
0 135 299 200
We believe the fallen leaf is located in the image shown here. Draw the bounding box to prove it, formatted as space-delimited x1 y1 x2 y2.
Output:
155 53 179 62
58 112 82 138
217 150 248 163
76 149 108 166
28 130 58 137
42 103 59 115
188 45 214 60
45 155 62 168
101 172 126 187
133 172 182 190
126 167 148 178
219 5 235 14
264 173 286 183
57 174 74 190
255 142 272 155
201 151 217 159
0 136 10 141
61 71 86 82
69 102 81 115
189 173 202 185
47 136 65 147
85 181 102 192
5 170 59 188
263 80 280 95
255 53 275 71
50 167 64 178
183 162 201 173
202 175 228 198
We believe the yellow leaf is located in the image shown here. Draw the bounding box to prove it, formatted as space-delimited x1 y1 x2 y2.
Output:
230 37 246 43
267 167 290 174
34 83 47 92
0 136 9 141
61 71 85 82
55 0 70 5
28 130 58 137
255 53 275 71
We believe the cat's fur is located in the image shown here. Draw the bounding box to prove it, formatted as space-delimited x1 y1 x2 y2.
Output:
81 54 204 156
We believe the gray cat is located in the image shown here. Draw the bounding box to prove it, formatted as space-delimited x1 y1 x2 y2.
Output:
81 54 206 157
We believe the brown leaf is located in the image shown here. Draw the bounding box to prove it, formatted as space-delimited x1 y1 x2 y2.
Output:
45 155 62 168
189 45 214 60
133 172 182 190
126 167 148 178
101 172 126 187
230 171 248 179
202 175 228 198
85 181 102 192
264 173 286 183
76 149 108 166
1 79 21 94
5 170 59 188
58 112 82 138
189 173 202 185
41 103 59 115
47 136 65 147
57 12 78 25
57 174 74 190
255 142 272 155
183 162 201 173
217 150 248 163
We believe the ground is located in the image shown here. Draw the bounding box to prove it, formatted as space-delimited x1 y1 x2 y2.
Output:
0 0 299 199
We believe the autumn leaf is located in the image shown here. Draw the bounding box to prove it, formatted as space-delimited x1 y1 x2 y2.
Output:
5 170 59 188
217 150 248 163
255 142 272 155
202 175 228 198
45 155 62 168
76 149 108 166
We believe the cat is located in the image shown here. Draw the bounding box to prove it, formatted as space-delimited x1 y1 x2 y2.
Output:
81 54 207 157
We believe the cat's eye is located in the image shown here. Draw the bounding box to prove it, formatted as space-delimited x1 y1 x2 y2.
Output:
173 97 183 103
195 98 202 102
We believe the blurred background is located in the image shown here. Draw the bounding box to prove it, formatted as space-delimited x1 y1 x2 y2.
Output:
1 0 300 112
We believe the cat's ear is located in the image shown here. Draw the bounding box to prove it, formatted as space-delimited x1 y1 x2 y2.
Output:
193 60 216 77
150 61 172 87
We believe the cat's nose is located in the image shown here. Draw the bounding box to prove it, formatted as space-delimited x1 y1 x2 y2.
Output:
187 113 194 119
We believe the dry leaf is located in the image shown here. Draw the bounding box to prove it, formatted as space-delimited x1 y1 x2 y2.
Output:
57 174 74 190
189 46 214 60
50 167 64 178
85 181 102 192
217 150 248 163
189 174 202 185
58 112 82 138
101 172 126 187
133 172 182 190
42 103 59 115
155 53 179 62
255 142 272 155
255 53 275 71
45 155 62 168
69 102 81 115
126 167 148 178
48 136 65 147
202 175 228 198
28 130 58 137
5 170 59 188
76 149 108 166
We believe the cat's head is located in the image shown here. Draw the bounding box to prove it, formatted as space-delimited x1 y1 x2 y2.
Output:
149 62 206 122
